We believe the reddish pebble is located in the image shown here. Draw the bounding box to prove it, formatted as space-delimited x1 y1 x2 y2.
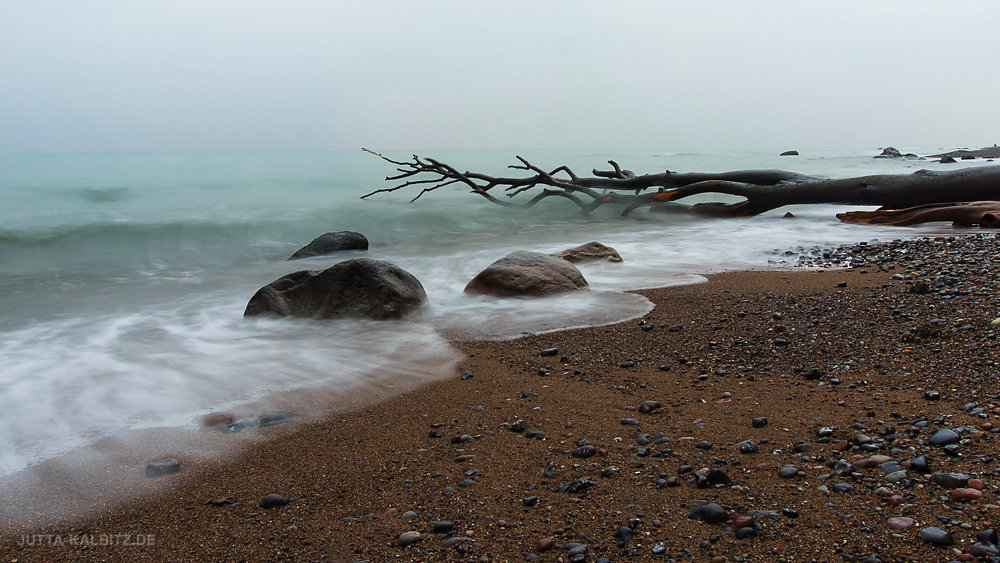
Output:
957 554 973 562
832 440 849 451
983 422 994 431
969 478 986 490
887 516 915 530
537 537 555 552
384 508 397 516
755 463 768 470
202 412 234 428
887 495 905 506
710 557 727 563
949 488 983 501
454 455 475 463
732 515 754 529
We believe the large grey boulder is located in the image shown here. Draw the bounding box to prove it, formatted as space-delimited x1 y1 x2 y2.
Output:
552 241 623 264
288 231 368 260
245 258 426 319
464 250 588 297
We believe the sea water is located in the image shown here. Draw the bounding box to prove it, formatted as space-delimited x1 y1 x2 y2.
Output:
0 147 990 475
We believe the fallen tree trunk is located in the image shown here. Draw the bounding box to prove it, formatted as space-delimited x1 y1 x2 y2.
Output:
362 149 1000 224
837 201 1000 227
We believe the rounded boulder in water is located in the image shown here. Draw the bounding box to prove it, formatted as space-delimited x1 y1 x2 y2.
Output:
464 251 588 297
245 258 427 320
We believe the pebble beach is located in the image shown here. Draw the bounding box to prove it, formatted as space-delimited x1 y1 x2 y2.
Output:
3 233 1000 562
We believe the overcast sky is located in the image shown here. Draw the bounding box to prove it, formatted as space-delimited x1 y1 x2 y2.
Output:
1 1 997 154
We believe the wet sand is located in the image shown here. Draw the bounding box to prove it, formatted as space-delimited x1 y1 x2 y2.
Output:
2 234 1000 562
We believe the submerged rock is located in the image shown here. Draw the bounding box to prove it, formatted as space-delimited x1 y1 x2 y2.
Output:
551 241 623 264
245 258 426 320
145 458 180 478
464 250 588 297
288 231 368 260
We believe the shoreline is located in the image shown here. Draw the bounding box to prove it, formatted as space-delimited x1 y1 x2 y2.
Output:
3 233 1000 561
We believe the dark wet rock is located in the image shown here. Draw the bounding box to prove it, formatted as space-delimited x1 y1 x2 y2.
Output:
638 400 661 414
695 468 731 488
875 147 903 159
738 440 759 454
601 466 619 478
288 231 368 260
258 412 293 428
910 455 931 473
779 150 799 156
397 530 422 547
522 496 539 507
559 478 596 493
540 347 558 357
687 503 729 524
931 472 969 489
571 445 597 458
918 526 953 546
923 390 941 401
910 279 931 294
751 417 768 428
228 417 258 432
542 462 556 478
464 250 588 297
509 420 526 433
940 156 957 164
971 543 1000 558
620 360 636 368
613 526 634 545
620 418 640 426
259 494 291 508
205 497 238 506
144 458 180 478
245 258 426 319
782 508 798 518
831 482 854 493
803 368 824 380
442 537 471 548
928 428 960 446
977 528 998 545
792 440 812 452
456 479 476 488
695 440 712 450
429 521 454 533
778 466 799 479
551 241 623 264
734 526 757 539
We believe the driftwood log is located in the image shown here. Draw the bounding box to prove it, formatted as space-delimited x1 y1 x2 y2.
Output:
362 149 1000 226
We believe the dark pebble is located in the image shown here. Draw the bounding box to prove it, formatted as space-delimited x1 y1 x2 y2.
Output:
639 400 662 414
687 503 729 524
751 417 768 428
259 494 291 508
782 508 798 518
144 458 180 478
695 440 712 450
522 496 539 507
831 482 854 493
430 521 454 533
540 348 558 357
928 428 960 446
621 418 640 426
931 472 969 489
918 526 954 546
559 478 596 493
620 361 636 368
456 479 476 488
735 526 757 539
510 420 526 433
778 466 799 479
571 445 597 458
397 530 421 547
924 390 941 401
613 526 634 545
739 440 759 454
259 412 293 427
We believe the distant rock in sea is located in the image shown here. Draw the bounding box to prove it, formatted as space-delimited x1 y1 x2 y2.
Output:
779 150 799 156
288 231 368 260
928 146 1000 160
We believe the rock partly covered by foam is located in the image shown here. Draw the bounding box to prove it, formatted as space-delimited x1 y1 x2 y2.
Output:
464 250 588 297
288 231 368 260
551 241 623 264
245 258 426 320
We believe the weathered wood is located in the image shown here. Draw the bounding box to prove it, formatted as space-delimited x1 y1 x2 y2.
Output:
362 149 1000 222
837 201 1000 227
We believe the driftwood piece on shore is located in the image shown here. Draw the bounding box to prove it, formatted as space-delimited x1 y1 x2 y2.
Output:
362 149 1000 223
838 201 1000 227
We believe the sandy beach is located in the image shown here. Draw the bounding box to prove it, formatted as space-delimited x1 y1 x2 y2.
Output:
3 234 1000 562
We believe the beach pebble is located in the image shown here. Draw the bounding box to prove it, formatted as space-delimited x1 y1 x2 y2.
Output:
205 497 238 506
949 488 983 502
537 537 555 552
739 440 759 453
687 503 729 524
259 494 291 508
144 458 180 478
751 417 768 428
540 347 558 357
201 412 234 429
570 445 596 458
620 418 640 426
695 440 712 450
401 511 418 519
638 400 661 414
778 466 800 479
397 530 422 547
259 412 293 428
429 521 454 533
932 472 969 489
613 526 634 545
918 526 953 546
928 428 960 446
887 517 915 530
